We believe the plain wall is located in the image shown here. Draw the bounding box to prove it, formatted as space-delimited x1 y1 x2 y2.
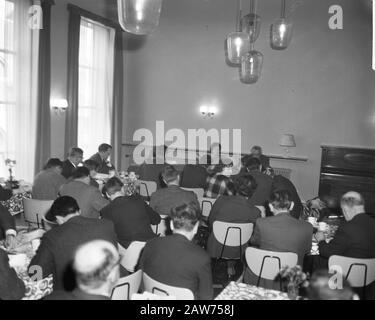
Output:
121 0 375 200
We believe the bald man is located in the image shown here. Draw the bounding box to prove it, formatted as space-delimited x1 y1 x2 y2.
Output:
45 240 120 300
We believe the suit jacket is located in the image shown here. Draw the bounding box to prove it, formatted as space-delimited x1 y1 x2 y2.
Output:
150 185 200 216
319 213 375 259
240 171 273 207
0 185 12 201
90 153 114 175
44 288 110 300
0 204 15 240
29 216 117 291
61 160 76 179
0 249 26 300
32 169 66 200
272 175 303 219
207 195 261 258
101 194 161 248
139 233 213 300
59 180 109 219
180 165 208 189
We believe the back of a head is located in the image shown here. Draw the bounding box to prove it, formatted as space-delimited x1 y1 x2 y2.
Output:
105 177 123 196
68 147 83 157
46 196 80 222
234 175 258 198
98 143 112 153
161 165 179 184
307 269 356 300
245 157 261 171
44 158 63 170
73 240 119 291
72 166 90 179
170 202 201 232
270 190 292 211
84 159 99 172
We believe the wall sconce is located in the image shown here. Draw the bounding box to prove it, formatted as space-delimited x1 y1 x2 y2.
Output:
51 99 68 115
200 105 217 119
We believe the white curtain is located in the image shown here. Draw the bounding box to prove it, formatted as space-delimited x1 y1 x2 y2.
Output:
78 18 115 159
0 0 39 181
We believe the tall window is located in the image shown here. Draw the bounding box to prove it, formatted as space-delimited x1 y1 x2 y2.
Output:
0 0 38 181
78 18 115 159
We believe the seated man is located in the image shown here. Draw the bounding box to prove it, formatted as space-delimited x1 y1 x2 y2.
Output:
0 248 26 300
244 190 312 289
0 183 13 201
101 177 161 248
29 196 117 291
139 203 213 300
32 158 66 200
59 167 109 219
267 167 303 219
150 165 199 216
250 145 270 172
180 164 208 189
83 159 100 189
0 204 17 250
204 158 236 199
61 147 83 179
89 143 115 175
45 240 120 300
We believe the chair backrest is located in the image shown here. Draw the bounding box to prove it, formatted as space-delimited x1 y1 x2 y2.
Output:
138 180 157 198
23 199 54 227
213 221 253 247
151 215 169 237
111 270 143 300
328 255 375 287
245 247 298 281
255 206 266 218
200 197 216 219
119 241 146 273
181 187 204 199
42 217 58 231
142 272 194 300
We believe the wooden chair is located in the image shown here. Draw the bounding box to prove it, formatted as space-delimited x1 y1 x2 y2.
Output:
181 187 204 199
118 241 146 273
22 199 54 230
151 215 169 237
111 270 143 300
138 180 157 199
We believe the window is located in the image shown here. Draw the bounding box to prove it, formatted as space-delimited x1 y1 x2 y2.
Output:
78 18 115 159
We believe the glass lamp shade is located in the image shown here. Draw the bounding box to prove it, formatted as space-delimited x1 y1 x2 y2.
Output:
240 50 263 84
270 18 293 50
226 32 251 65
241 13 261 42
117 0 163 35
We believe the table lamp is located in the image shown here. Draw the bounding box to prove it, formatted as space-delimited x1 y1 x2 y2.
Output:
279 134 296 157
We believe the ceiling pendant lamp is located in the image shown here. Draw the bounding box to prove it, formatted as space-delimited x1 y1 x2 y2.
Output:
117 0 163 35
226 0 250 65
240 43 263 84
242 0 261 43
270 0 293 50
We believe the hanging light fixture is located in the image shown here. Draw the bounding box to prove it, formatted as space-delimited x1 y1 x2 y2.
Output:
240 43 263 84
270 0 293 50
117 0 163 35
226 0 250 65
242 0 261 42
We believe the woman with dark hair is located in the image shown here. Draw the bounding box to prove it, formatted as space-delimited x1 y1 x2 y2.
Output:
206 175 261 277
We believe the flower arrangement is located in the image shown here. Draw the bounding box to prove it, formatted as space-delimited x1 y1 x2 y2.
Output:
119 171 139 196
275 265 309 299
4 159 19 188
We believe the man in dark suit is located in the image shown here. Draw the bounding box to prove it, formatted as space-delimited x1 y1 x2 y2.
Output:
244 191 312 289
29 196 117 291
250 146 270 172
61 147 83 179
180 164 208 189
101 177 160 248
0 204 16 249
150 165 200 216
267 167 303 219
0 184 13 201
89 143 115 175
139 202 213 300
45 240 119 300
0 248 26 300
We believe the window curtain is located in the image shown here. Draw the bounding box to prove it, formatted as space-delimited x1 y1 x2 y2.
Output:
0 0 39 182
77 18 115 158
64 8 81 156
111 29 124 170
34 0 54 173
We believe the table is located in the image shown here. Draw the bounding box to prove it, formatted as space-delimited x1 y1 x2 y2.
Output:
215 281 290 300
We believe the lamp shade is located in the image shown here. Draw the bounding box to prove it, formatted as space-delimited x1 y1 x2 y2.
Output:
117 0 163 35
226 32 251 64
240 49 263 84
241 13 261 42
279 134 296 147
270 17 293 50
